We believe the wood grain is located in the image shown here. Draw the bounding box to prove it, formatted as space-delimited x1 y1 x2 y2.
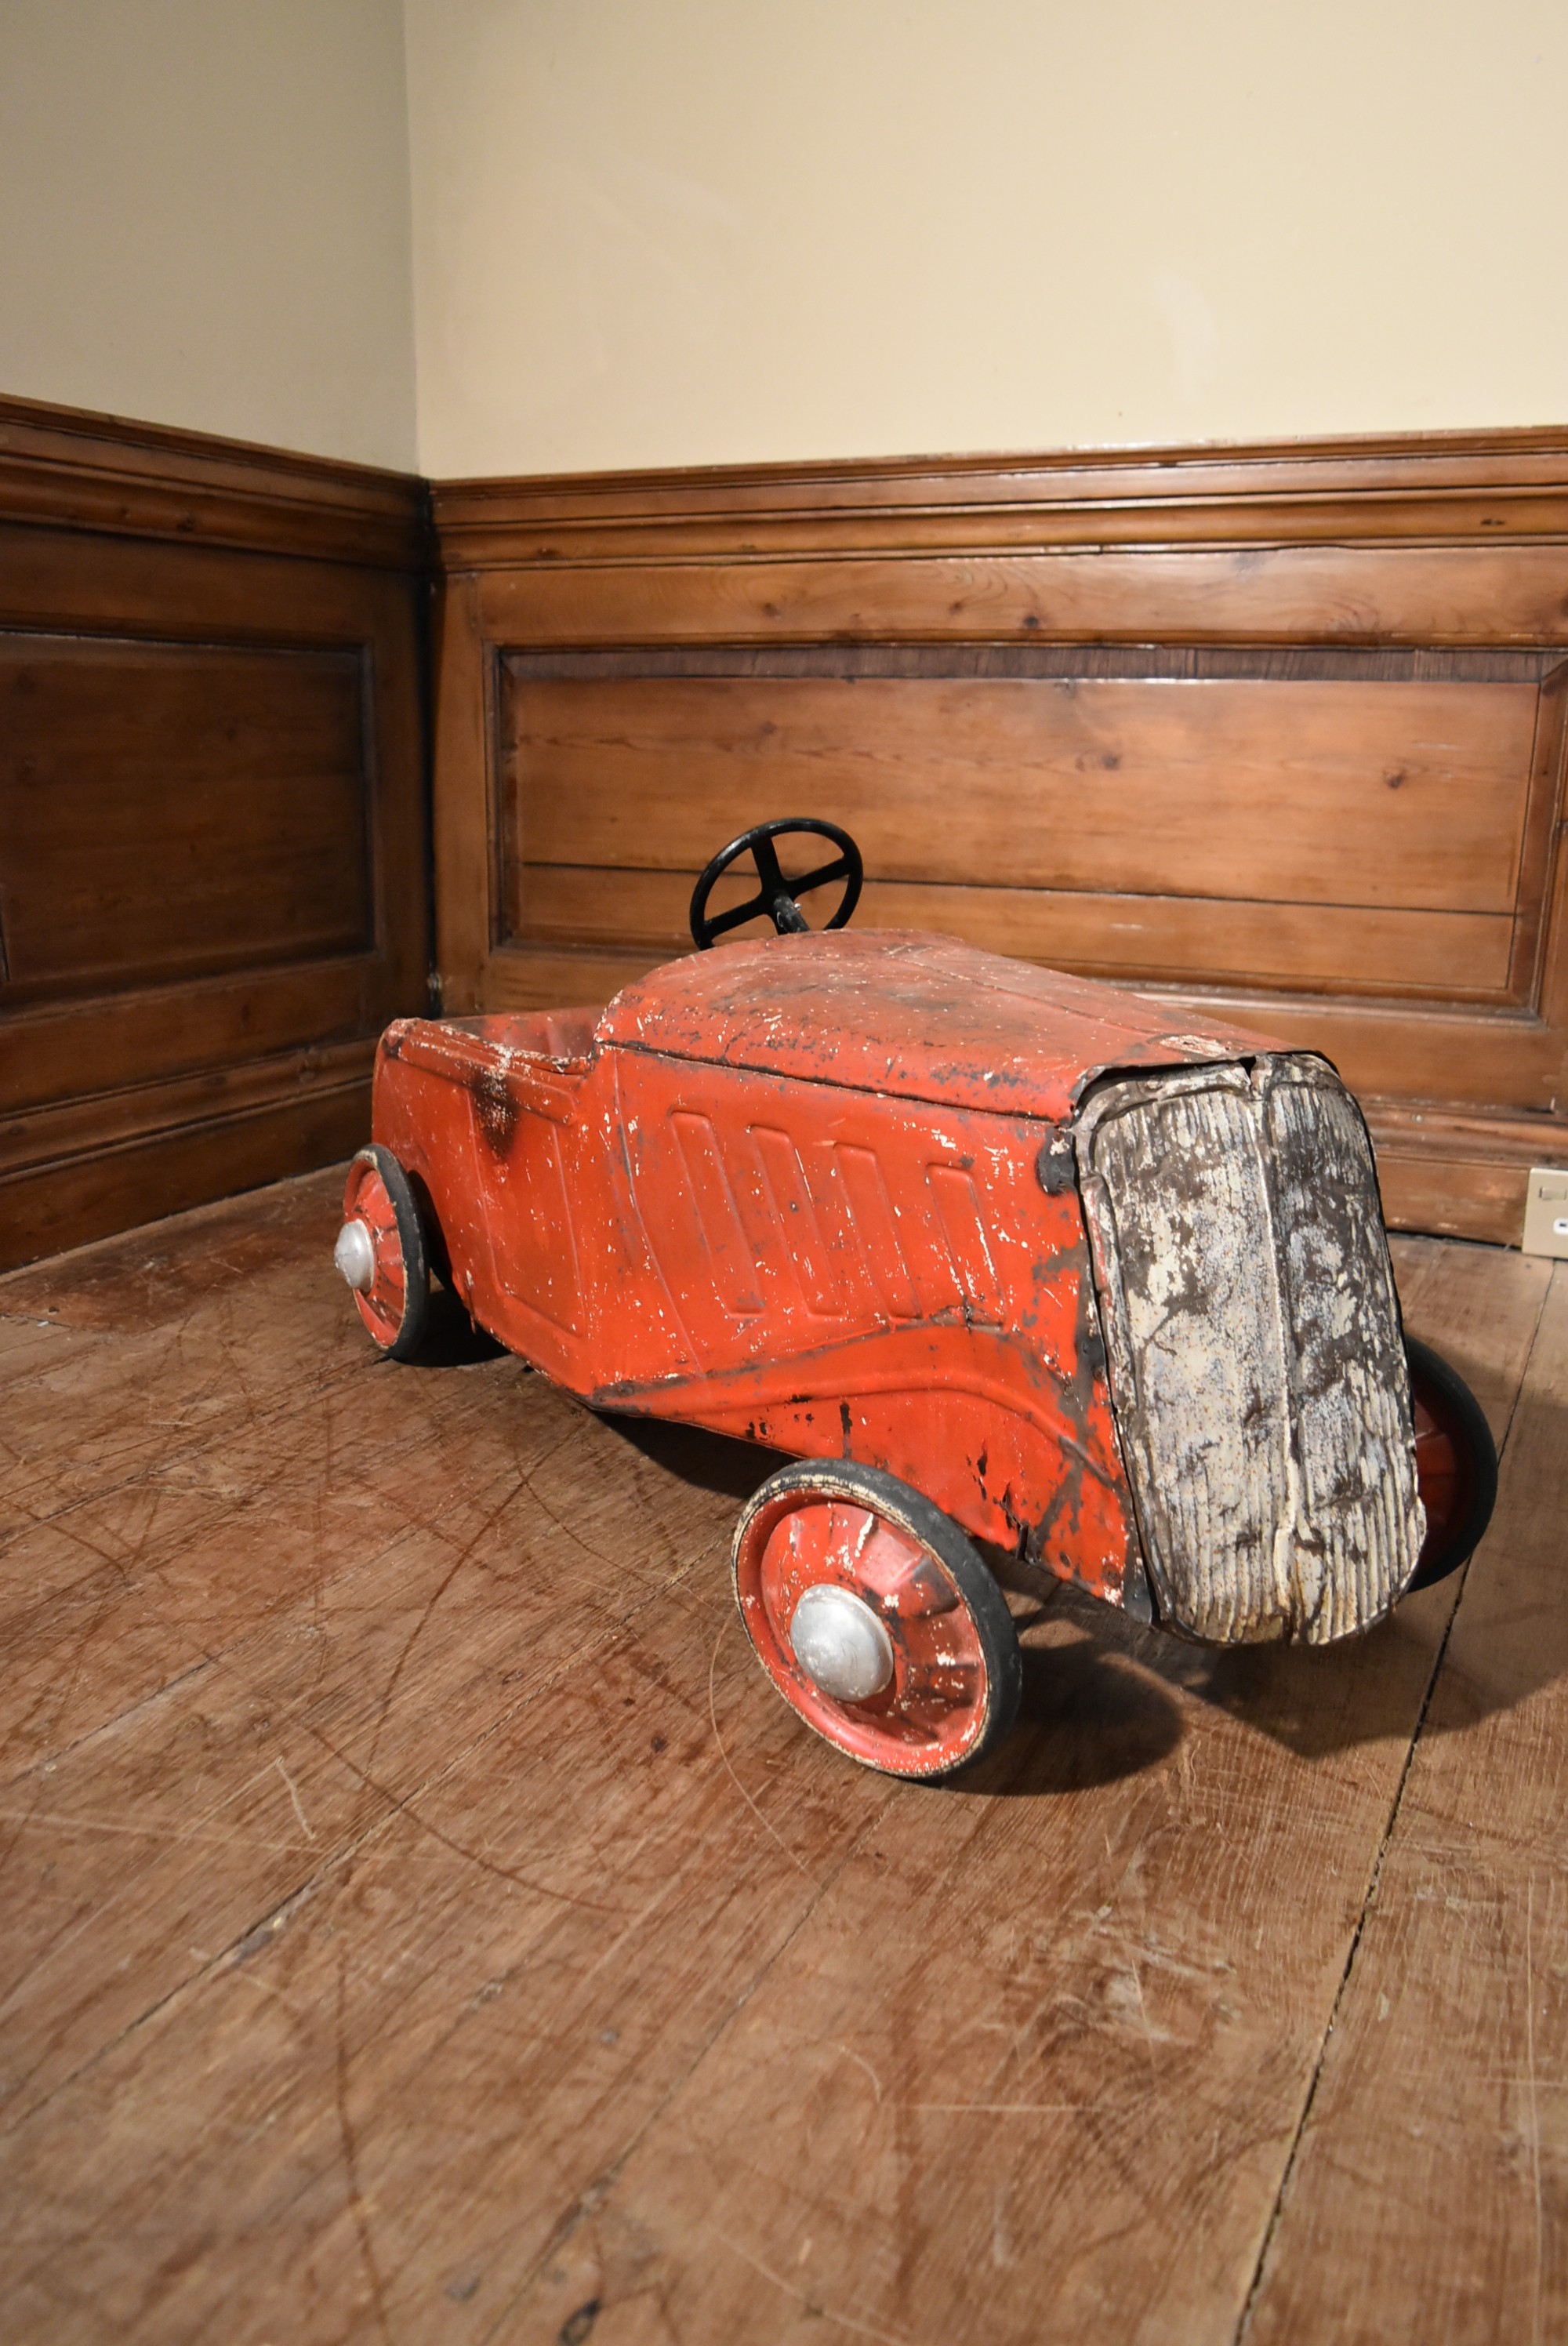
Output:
1245 1260 1568 2346
0 961 386 1118
0 1176 1557 2344
514 866 1515 1000
494 1239 1549 2346
505 674 1536 917
466 541 1568 652
431 439 1568 1245
0 1062 374 1289
432 427 1568 569
0 1171 378 1547
0 638 372 1001
0 390 427 569
0 399 427 1272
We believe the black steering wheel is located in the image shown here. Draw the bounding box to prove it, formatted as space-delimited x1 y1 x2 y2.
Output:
688 818 863 950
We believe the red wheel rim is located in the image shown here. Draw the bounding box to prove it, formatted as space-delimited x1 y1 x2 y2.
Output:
341 1155 408 1349
735 1491 996 1775
1413 1383 1469 1571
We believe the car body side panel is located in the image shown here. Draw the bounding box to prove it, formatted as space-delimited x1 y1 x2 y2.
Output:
612 1051 1080 1366
374 1021 704 1391
371 1018 1141 1608
665 1334 1134 1606
603 1047 1137 1602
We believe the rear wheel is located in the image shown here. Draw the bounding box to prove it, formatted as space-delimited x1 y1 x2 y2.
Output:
337 1146 430 1362
731 1461 1022 1778
1406 1335 1497 1591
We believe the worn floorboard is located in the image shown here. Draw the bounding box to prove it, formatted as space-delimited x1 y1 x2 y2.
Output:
1243 1262 1568 2346
0 1182 1557 2344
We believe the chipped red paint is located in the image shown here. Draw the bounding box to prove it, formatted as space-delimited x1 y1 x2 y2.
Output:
370 930 1287 1611
735 1488 997 1774
598 929 1274 1118
341 1151 409 1350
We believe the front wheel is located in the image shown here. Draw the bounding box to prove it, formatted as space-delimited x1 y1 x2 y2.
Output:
1406 1335 1498 1591
336 1146 430 1362
731 1461 1022 1778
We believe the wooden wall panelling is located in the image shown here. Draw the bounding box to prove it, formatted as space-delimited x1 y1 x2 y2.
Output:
498 652 1543 997
0 637 372 1000
428 567 493 1020
0 395 429 1273
429 430 1568 1245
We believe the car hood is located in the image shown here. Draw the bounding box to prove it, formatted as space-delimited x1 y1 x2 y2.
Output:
595 928 1287 1121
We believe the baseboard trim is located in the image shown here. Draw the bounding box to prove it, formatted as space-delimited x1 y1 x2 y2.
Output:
0 1068 372 1273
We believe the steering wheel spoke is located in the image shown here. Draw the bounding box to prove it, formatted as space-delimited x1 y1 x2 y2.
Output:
702 889 773 940
689 818 863 950
786 853 852 894
749 833 786 893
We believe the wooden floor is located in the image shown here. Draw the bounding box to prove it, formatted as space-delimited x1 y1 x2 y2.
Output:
1 1172 1564 2345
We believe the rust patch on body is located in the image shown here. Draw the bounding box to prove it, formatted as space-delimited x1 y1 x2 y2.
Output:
470 1065 519 1157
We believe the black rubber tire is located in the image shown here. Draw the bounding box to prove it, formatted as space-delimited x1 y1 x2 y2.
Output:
732 1458 1022 1778
357 1143 431 1364
1405 1334 1498 1591
405 1162 452 1291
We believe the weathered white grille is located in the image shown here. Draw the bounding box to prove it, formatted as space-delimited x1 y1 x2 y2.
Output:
1077 1056 1424 1645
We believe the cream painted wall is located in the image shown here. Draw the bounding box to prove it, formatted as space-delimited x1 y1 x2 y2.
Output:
405 0 1568 480
0 0 416 470
4 2 1562 480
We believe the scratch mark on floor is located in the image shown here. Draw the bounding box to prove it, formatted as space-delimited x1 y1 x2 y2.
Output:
706 1625 817 1883
274 1756 316 1843
713 2229 914 2346
334 1948 396 2346
1525 1872 1544 2346
1126 1947 1160 2079
304 1723 623 1914
830 2042 885 2104
0 1808 303 1853
905 2099 1122 2116
230 1966 307 2019
357 1457 541 1790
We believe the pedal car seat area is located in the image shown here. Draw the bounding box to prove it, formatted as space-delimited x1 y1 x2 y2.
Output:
437 1004 601 1071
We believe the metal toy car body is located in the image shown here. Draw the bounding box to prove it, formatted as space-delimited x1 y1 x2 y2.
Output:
336 821 1496 1778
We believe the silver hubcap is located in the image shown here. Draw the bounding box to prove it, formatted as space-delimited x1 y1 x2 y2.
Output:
789 1584 895 1702
334 1218 376 1293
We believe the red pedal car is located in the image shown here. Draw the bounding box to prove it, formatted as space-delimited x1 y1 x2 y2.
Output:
336 820 1496 1778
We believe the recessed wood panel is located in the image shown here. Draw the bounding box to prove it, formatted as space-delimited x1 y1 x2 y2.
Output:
0 393 427 1272
506 674 1536 917
0 634 372 1004
512 865 1515 1000
499 663 1552 1007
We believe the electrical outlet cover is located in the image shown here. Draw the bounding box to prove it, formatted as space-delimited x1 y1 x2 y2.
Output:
1522 1166 1568 1258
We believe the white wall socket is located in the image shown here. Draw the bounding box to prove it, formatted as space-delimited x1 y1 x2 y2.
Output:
1522 1166 1568 1259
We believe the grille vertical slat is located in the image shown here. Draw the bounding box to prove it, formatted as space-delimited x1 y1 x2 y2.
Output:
1264 1073 1421 1642
1079 1056 1424 1645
